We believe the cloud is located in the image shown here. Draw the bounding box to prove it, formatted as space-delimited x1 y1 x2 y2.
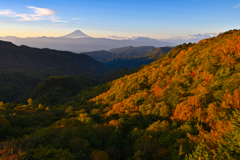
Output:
188 31 222 39
233 3 240 8
0 6 67 23
49 17 67 23
106 35 138 40
71 18 80 20
158 31 223 44
27 6 56 16
93 35 138 40
0 10 15 16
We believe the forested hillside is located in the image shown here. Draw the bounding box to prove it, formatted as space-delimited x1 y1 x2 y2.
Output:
0 41 112 76
0 41 113 102
1 29 240 160
104 47 172 69
91 29 240 159
82 46 173 69
108 46 156 55
81 50 115 62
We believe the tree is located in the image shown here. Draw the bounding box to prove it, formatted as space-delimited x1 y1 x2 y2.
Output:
28 145 75 160
214 110 240 159
91 150 110 160
185 140 210 160
28 98 33 106
147 120 170 133
106 129 126 151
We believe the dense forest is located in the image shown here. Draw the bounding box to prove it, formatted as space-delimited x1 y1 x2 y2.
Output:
0 41 167 103
0 40 115 103
1 29 240 159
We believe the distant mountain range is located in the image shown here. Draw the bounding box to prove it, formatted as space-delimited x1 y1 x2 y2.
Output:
0 40 112 77
82 46 173 69
0 30 175 53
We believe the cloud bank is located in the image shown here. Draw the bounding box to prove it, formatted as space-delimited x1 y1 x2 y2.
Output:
188 31 222 39
0 6 67 23
105 35 138 40
158 31 223 44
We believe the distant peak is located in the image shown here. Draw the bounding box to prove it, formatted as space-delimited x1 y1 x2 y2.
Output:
61 30 89 38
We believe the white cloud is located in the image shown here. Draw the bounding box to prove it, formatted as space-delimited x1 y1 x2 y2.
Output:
49 17 67 23
0 10 14 15
71 18 80 20
158 31 223 44
188 31 222 39
233 3 240 8
0 6 67 23
105 35 138 40
27 6 56 16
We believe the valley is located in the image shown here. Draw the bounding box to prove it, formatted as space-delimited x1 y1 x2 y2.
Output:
1 29 240 159
82 46 173 69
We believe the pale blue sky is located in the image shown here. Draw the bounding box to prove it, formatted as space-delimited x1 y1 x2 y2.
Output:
0 0 240 41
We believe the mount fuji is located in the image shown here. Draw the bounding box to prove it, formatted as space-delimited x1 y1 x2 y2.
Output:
61 30 90 38
0 30 175 53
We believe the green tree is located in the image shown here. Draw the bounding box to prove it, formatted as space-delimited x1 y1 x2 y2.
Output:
185 141 210 160
28 145 75 160
214 110 240 159
106 129 126 151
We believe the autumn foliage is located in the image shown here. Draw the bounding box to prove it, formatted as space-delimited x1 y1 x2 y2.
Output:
1 29 240 159
90 29 240 159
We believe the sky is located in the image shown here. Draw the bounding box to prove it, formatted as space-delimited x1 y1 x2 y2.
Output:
0 0 240 43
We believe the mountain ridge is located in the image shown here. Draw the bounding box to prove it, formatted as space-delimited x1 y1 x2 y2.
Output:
1 29 240 160
82 46 173 69
0 30 176 53
0 39 113 102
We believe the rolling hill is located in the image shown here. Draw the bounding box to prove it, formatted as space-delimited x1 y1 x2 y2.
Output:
82 46 173 69
108 46 156 55
28 75 96 106
1 29 240 160
0 40 113 102
89 29 240 159
80 50 115 62
0 40 112 77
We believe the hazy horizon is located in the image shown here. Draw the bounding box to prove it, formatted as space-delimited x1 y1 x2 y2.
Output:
0 29 224 45
1 0 239 44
